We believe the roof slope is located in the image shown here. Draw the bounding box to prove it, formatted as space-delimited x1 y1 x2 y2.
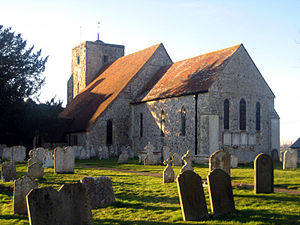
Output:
59 43 162 132
290 137 300 149
135 44 241 103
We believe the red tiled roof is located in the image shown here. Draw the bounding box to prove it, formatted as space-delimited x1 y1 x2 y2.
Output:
59 43 162 132
135 44 241 103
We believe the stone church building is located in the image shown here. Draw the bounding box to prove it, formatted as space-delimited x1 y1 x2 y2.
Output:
59 39 280 163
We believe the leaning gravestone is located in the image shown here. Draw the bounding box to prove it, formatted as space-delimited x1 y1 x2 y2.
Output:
254 153 273 194
283 149 298 169
118 150 129 164
43 149 54 168
13 176 38 214
176 170 208 221
172 153 183 166
163 158 175 183
81 176 116 208
1 162 16 182
26 183 93 225
207 169 235 216
28 162 44 178
144 142 158 165
230 154 238 168
54 147 75 173
209 150 231 175
180 150 193 173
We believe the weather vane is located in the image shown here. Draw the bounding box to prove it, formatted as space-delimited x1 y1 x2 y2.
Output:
97 21 100 41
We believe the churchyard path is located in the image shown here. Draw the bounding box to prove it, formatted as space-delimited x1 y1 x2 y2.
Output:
76 164 300 195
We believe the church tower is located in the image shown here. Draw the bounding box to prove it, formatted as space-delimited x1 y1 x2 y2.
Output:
67 40 125 104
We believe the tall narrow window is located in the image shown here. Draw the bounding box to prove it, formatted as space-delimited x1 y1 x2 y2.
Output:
103 55 108 63
161 110 165 137
240 98 246 130
140 113 143 137
224 99 229 129
181 107 186 136
256 102 261 131
106 120 113 145
77 56 80 64
77 83 80 94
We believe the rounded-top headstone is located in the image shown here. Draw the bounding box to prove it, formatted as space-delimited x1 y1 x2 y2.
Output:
254 153 273 194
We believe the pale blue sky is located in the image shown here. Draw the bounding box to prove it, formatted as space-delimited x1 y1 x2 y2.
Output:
1 0 299 143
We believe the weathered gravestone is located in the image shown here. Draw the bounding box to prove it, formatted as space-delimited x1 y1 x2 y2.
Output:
96 146 109 160
172 153 182 166
1 162 16 182
207 169 235 216
2 147 11 160
13 176 38 214
0 144 7 160
26 183 93 225
28 150 40 167
254 153 273 194
81 176 116 208
43 149 54 168
230 154 238 168
28 162 44 178
2 146 26 162
144 142 158 165
54 147 75 173
180 150 193 173
283 149 298 169
163 158 175 183
271 149 279 162
176 170 208 221
118 151 129 164
29 148 45 163
209 150 231 175
79 146 90 160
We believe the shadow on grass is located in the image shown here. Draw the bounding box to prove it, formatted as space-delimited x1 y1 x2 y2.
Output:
93 218 187 225
111 201 179 211
0 184 13 196
235 192 300 203
0 214 27 220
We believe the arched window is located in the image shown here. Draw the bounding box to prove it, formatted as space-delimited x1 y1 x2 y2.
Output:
239 98 246 130
140 113 143 137
181 107 186 136
224 99 229 129
256 102 261 131
106 119 113 145
161 110 165 137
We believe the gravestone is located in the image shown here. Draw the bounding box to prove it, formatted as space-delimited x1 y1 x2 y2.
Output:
207 169 235 216
29 148 45 163
118 150 129 164
254 153 273 194
73 146 81 159
176 170 208 221
209 150 231 175
283 149 298 169
162 146 170 162
13 176 38 214
271 149 279 162
180 150 193 173
96 146 109 159
28 162 44 178
230 154 238 168
26 183 93 225
81 176 116 208
79 146 90 160
163 158 175 183
43 149 54 168
1 162 16 182
144 142 158 165
11 146 26 162
54 147 75 173
0 144 6 160
28 150 40 167
172 153 183 166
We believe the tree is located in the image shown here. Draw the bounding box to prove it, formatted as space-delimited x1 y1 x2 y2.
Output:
0 25 48 106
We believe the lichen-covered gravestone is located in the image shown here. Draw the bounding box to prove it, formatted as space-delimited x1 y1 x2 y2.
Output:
26 183 93 225
176 170 208 221
11 146 26 162
230 154 238 168
1 162 16 182
283 149 298 169
180 150 193 173
254 153 273 194
117 150 129 164
172 153 182 166
43 149 54 168
54 147 75 173
28 162 44 178
209 150 231 175
163 158 175 183
144 142 158 165
81 176 116 208
13 176 38 214
28 150 40 167
207 169 235 216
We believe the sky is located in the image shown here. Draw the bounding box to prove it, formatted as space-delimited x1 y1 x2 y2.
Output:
1 0 299 144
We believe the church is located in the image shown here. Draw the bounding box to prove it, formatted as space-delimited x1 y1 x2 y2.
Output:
59 39 280 163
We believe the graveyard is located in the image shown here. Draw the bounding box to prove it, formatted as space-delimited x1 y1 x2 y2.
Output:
0 156 299 225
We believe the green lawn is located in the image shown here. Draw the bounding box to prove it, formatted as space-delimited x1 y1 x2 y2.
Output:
0 159 299 225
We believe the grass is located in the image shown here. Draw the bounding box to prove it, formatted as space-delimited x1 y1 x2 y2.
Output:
0 159 299 225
